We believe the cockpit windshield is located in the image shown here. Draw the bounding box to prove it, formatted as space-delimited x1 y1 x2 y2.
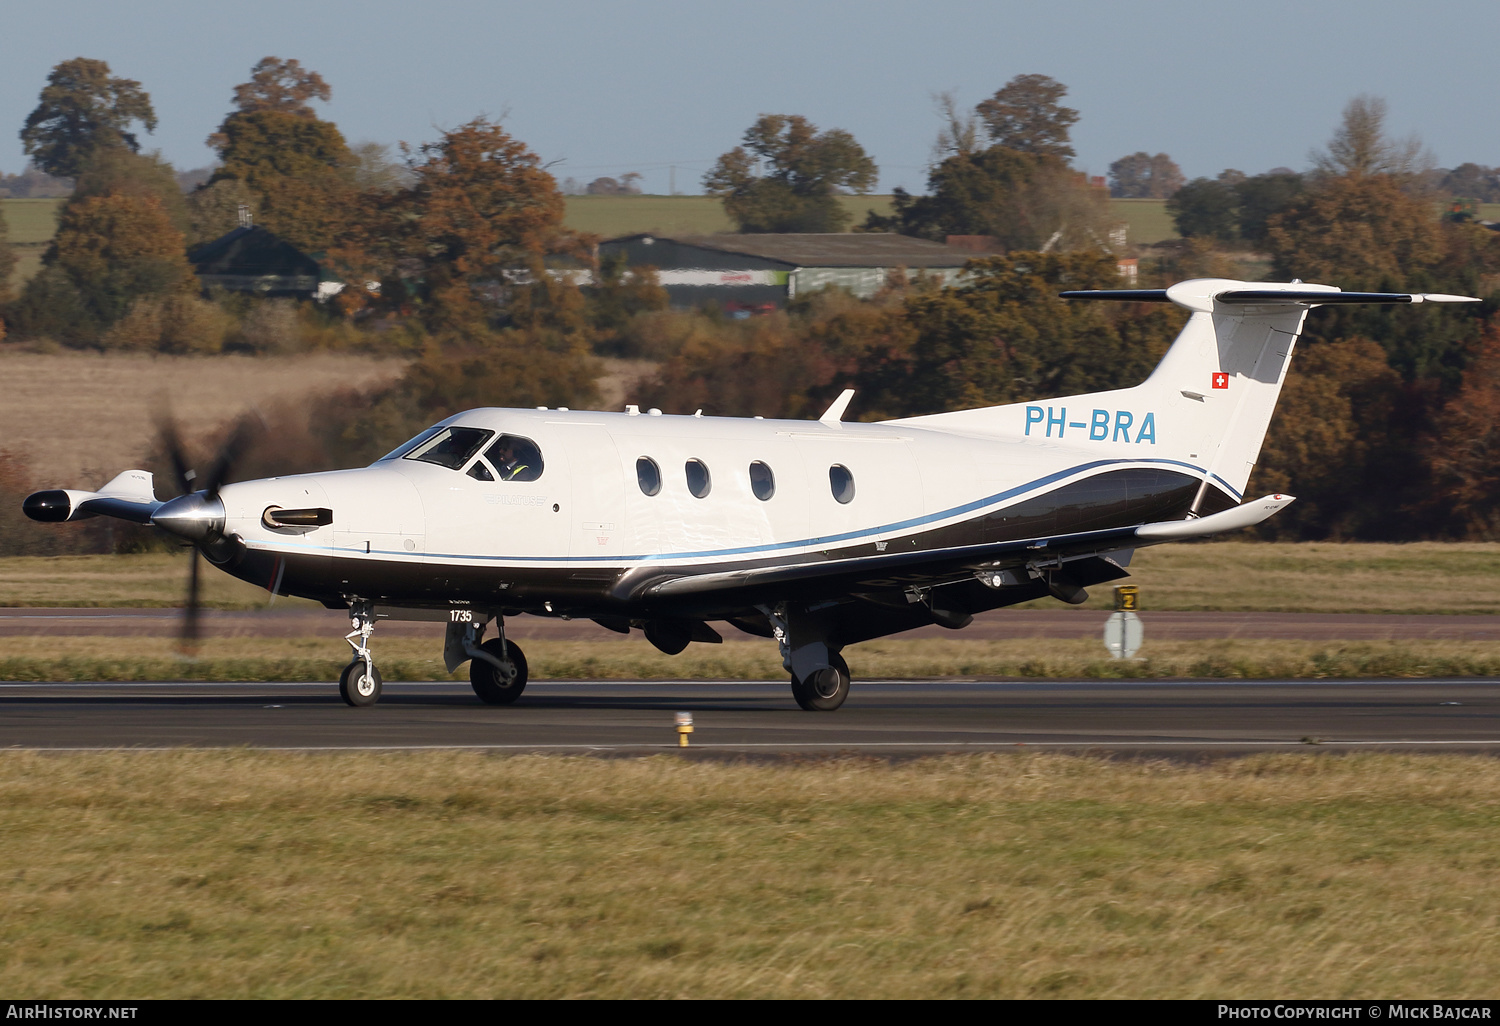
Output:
400 426 494 470
375 426 443 463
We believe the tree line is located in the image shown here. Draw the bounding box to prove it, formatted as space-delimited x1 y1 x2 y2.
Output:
2 60 1500 549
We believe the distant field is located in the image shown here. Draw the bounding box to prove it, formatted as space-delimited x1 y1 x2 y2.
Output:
1 198 61 291
563 194 897 238
1112 198 1177 244
0 351 407 483
1 197 63 243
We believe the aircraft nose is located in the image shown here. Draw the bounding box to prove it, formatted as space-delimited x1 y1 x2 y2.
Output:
152 492 226 544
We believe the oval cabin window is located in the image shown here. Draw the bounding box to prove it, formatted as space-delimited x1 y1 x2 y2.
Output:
829 464 855 504
637 457 662 496
749 461 775 501
686 459 712 499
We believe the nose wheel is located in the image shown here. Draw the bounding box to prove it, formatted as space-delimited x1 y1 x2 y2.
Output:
340 600 382 707
339 659 383 707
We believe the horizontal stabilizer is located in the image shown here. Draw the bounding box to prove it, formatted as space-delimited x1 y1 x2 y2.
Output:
1062 284 1479 308
1135 494 1295 541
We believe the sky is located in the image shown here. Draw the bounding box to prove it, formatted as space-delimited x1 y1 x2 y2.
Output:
2 0 1498 195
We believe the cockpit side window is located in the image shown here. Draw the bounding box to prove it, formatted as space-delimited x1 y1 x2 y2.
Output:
376 425 444 463
402 427 494 470
483 434 545 482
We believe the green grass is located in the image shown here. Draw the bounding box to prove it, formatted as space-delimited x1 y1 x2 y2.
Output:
563 194 898 238
564 194 1178 244
2 198 61 292
1 750 1498 997
1 197 63 244
5 542 1497 614
1113 198 1177 244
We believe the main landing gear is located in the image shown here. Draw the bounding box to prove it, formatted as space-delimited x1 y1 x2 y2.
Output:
791 652 851 712
764 604 852 712
468 635 528 705
445 616 528 705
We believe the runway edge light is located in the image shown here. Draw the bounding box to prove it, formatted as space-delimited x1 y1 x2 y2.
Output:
675 711 694 747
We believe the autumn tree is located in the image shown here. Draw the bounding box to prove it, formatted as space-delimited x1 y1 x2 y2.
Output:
1234 170 1304 245
874 147 1114 253
1267 174 1444 291
1310 94 1428 181
1167 177 1240 242
206 58 354 252
704 114 877 233
1108 152 1184 198
21 58 157 179
975 74 1079 160
873 77 1114 253
1423 325 1500 538
340 116 574 330
1250 337 1403 539
184 178 260 246
224 57 329 122
70 148 190 234
891 251 1175 413
9 192 194 344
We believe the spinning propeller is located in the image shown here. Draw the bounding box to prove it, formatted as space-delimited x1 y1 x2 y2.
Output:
153 414 261 654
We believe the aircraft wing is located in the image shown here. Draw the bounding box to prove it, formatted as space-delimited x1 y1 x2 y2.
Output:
640 494 1293 600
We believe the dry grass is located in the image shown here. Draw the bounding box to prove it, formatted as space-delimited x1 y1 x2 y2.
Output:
0 552 316 609
0 750 1497 998
3 635 1499 683
1026 541 1500 614
0 351 407 483
4 542 1499 614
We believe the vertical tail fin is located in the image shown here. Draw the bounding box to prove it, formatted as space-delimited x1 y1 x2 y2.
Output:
887 278 1477 506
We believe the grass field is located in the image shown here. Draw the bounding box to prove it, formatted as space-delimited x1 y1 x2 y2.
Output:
4 542 1497 614
1 750 1496 998
1 197 63 243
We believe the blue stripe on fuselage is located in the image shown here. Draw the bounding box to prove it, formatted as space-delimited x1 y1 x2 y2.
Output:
247 457 1236 566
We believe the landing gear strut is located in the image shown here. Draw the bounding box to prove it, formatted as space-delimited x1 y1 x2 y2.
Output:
340 600 381 707
791 652 850 712
454 617 528 705
764 603 853 712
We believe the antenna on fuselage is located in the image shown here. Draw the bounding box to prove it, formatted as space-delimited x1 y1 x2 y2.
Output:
819 389 855 428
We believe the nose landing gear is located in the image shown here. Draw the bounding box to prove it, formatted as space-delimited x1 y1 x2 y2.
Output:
339 600 381 707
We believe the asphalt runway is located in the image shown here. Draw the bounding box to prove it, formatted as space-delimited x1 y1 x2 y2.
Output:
3 679 1498 754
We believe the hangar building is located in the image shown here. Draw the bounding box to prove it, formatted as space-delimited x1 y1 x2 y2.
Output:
596 233 975 312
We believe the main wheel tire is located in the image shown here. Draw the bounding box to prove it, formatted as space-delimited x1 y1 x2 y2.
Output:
470 638 528 705
791 652 850 711
339 660 382 707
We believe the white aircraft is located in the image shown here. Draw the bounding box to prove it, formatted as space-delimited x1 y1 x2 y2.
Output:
23 278 1478 710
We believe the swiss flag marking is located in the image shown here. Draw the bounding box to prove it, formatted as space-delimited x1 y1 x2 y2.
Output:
1211 372 1229 390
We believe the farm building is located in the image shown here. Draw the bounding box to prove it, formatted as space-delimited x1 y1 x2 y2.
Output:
189 224 342 299
596 233 974 312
